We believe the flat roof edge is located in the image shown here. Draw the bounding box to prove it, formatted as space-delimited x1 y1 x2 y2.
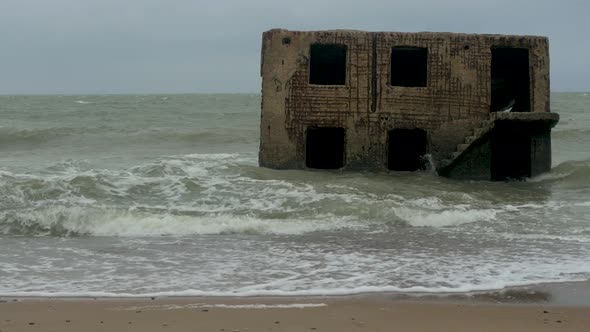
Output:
262 29 548 40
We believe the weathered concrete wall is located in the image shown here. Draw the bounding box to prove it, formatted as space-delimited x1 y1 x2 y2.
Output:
259 29 551 172
260 30 373 169
430 120 481 161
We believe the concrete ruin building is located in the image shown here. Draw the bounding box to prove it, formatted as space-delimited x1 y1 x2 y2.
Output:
258 29 559 180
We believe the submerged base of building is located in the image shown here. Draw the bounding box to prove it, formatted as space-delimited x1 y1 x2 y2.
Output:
436 112 559 181
260 111 558 181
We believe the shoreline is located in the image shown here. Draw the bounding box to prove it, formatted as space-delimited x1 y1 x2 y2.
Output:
3 280 590 306
2 292 590 332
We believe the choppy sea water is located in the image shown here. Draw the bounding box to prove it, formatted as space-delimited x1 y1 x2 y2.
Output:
0 93 589 297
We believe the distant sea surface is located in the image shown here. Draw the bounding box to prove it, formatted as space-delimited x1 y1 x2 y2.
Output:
0 93 589 297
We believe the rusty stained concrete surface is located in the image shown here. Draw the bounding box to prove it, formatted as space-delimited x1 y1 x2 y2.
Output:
259 29 553 177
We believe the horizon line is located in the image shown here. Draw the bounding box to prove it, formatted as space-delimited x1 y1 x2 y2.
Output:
0 91 262 97
0 90 587 97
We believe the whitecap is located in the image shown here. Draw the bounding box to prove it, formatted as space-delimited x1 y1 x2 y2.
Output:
0 207 363 237
393 206 497 227
2 277 589 298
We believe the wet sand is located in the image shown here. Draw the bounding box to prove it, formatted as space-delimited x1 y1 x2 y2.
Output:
2 291 590 332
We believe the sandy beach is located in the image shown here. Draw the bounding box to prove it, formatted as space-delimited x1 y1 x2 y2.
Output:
2 294 590 332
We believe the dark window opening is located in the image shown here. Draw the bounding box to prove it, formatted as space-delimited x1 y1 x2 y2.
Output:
491 47 531 112
390 47 428 87
491 123 531 180
306 127 345 169
309 44 347 85
388 129 428 171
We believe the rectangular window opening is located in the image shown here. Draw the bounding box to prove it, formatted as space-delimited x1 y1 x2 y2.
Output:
390 47 428 87
306 127 345 169
491 47 531 112
388 129 428 171
309 44 347 85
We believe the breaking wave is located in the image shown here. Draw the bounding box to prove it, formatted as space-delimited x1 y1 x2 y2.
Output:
394 207 498 227
0 153 517 237
1 153 588 237
0 207 361 237
529 159 590 183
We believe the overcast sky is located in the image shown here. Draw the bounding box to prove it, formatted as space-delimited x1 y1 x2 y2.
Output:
0 0 587 94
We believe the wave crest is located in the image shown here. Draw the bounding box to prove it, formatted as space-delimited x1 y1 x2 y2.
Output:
529 159 590 183
2 153 586 237
0 207 360 237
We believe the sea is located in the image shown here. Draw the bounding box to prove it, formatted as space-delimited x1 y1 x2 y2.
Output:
0 93 589 297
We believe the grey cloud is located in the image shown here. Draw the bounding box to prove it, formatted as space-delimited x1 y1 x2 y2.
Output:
0 0 588 94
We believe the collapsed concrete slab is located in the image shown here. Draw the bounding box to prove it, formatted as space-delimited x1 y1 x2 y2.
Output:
259 29 558 181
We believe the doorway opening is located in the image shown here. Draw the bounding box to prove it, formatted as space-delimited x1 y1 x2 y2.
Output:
388 129 428 171
491 47 530 112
